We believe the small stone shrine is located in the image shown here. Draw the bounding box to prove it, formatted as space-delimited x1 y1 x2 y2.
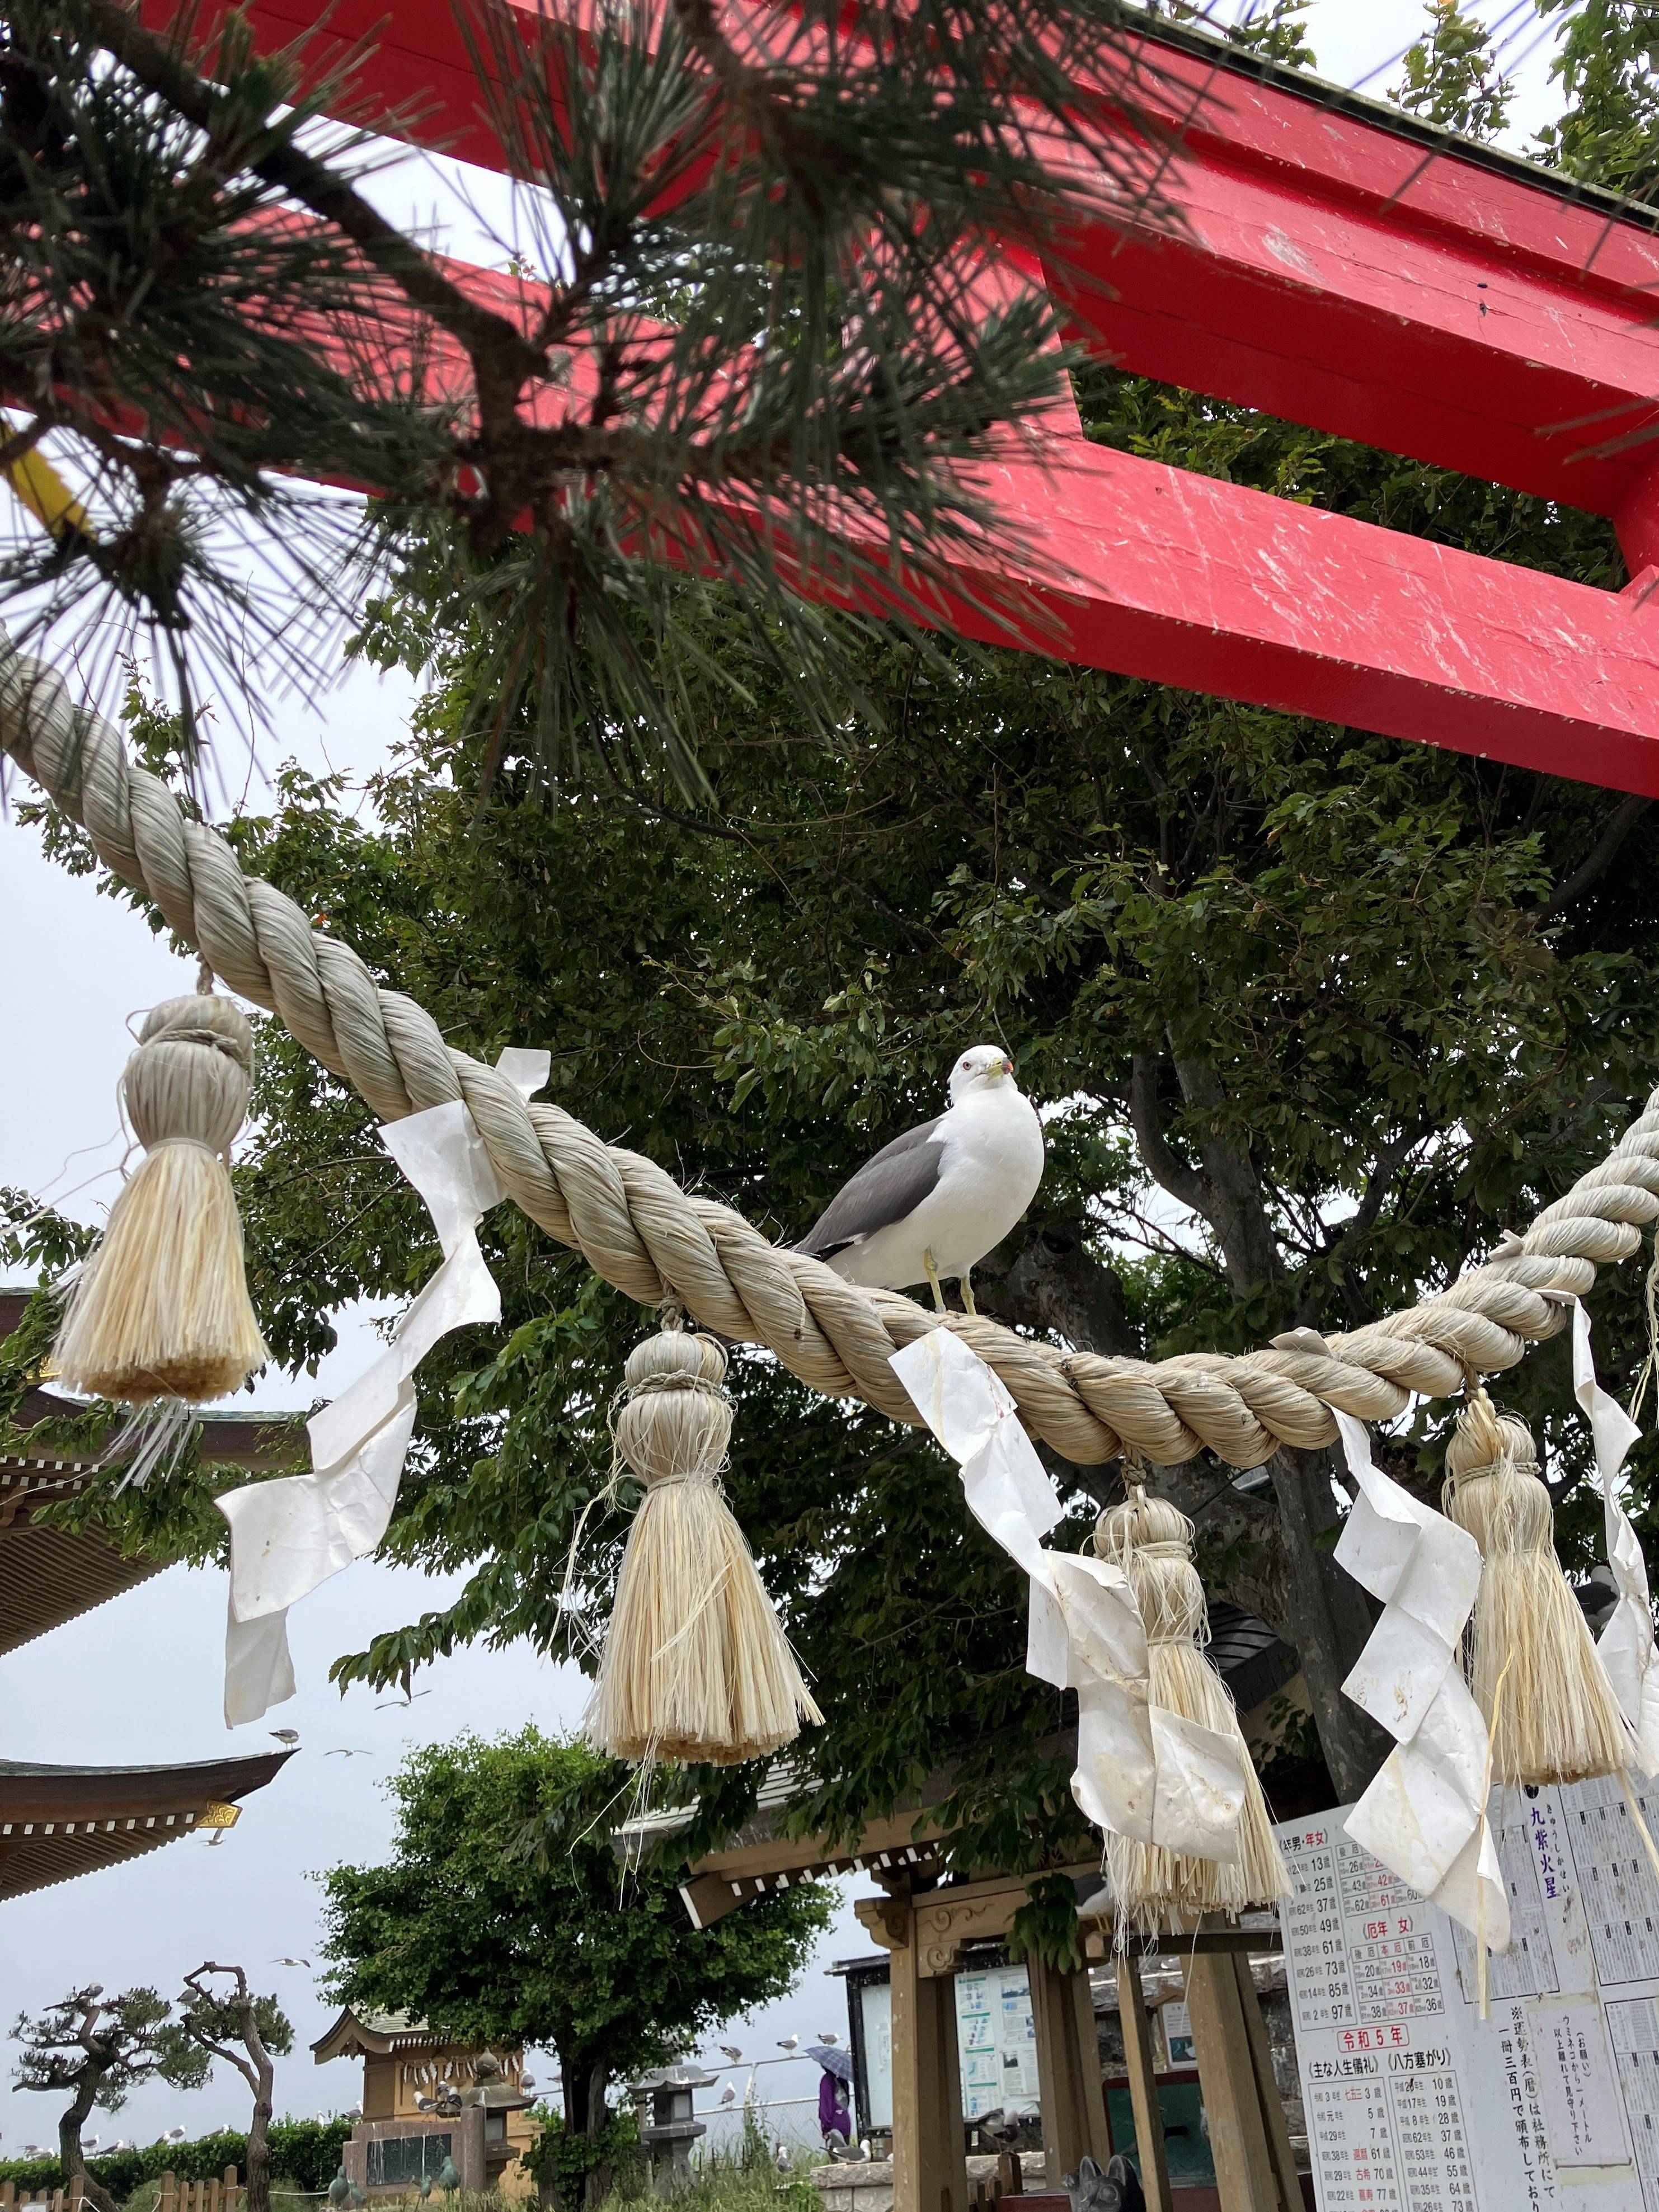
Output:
313 2007 539 2197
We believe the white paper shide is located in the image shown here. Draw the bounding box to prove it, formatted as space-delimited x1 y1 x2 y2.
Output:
219 1050 550 1723
889 1328 1247 1859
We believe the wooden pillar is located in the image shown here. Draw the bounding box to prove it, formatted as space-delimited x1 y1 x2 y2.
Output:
888 1894 969 2212
1182 1954 1285 2212
1115 1955 1172 2212
1232 1955 1301 2212
1028 1951 1113 2189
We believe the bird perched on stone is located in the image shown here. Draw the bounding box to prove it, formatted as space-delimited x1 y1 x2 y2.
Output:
794 1046 1042 1315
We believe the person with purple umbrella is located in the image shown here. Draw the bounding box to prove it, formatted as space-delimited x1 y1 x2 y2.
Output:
808 2044 854 2148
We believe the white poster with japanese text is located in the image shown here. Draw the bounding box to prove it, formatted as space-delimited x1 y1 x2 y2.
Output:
1277 1777 1659 2212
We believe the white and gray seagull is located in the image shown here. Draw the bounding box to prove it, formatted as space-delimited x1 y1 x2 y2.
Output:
795 1044 1044 1315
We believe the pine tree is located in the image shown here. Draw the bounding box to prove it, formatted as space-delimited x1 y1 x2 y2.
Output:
0 0 1178 783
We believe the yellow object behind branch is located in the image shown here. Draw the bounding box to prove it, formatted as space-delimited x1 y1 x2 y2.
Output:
3 445 91 540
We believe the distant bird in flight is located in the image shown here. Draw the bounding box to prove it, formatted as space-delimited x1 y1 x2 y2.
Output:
272 1958 312 1968
794 1046 1043 1315
375 1689 431 1709
326 1748 372 1758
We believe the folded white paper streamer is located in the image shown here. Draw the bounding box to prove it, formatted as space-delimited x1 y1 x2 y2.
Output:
1570 1295 1659 1775
889 1328 1246 1857
1333 1409 1509 1950
219 1049 550 1724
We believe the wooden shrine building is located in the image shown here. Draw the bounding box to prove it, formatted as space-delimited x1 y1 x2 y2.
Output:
313 2009 539 2199
624 1761 1302 2212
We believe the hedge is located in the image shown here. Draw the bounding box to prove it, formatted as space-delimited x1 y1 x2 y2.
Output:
0 2119 356 2202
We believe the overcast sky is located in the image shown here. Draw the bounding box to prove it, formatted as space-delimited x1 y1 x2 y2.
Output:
1 0 1575 2158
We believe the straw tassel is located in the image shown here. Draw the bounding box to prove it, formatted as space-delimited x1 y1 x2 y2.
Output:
1444 1390 1630 1787
1094 1485 1290 1932
51 992 267 1405
587 1324 822 1766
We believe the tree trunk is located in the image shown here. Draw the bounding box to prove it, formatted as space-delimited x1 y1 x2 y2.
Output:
556 2054 614 2212
1268 1442 1392 1800
59 2078 118 2212
582 2057 613 2212
245 2070 275 2212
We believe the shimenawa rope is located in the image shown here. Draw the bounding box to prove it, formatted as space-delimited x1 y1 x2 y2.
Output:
5 632 1658 1469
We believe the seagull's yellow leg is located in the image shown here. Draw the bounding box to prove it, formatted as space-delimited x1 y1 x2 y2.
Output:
960 1269 977 1317
923 1248 947 1314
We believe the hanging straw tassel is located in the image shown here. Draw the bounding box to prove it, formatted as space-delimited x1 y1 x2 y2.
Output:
1094 1485 1290 1933
588 1324 822 1766
1444 1389 1630 1787
51 992 267 1405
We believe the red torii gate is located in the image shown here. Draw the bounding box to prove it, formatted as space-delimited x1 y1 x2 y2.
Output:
145 3 1659 795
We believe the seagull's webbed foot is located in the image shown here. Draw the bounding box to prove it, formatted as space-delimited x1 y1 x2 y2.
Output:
923 1248 947 1315
960 1270 977 1317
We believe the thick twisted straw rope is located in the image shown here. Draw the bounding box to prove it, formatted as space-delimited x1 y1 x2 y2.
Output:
8 637 1659 1471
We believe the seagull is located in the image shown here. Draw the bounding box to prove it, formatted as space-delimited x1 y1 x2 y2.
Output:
269 1729 300 1745
720 2086 736 2107
375 1689 431 1709
166 2130 187 2144
326 1748 373 1757
793 1046 1043 1315
817 2032 838 2046
272 1958 312 1968
777 2036 799 2053
718 2045 742 2063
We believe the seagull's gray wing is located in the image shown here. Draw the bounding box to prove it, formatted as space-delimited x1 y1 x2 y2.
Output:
794 1115 946 1258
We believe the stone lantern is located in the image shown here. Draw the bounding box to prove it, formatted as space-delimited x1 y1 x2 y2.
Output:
460 2050 534 2179
632 2060 718 2194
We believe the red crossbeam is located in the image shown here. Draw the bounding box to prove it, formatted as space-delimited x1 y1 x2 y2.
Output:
135 2 1659 794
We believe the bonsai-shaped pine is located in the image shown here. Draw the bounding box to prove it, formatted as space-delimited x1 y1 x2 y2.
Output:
173 1966 295 2212
9 1986 207 2212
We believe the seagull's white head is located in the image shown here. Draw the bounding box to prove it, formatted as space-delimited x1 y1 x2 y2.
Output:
948 1043 1016 1103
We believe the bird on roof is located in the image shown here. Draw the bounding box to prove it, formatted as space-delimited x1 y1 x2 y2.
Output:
793 1046 1043 1316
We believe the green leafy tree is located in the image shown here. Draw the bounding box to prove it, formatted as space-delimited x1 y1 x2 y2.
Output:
173 1968 294 2212
1390 2 1514 139
317 1732 831 2207
1535 0 1659 190
9 1989 207 2212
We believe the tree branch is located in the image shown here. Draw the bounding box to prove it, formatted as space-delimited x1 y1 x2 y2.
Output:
1532 793 1651 929
1129 1053 1204 1215
76 0 546 413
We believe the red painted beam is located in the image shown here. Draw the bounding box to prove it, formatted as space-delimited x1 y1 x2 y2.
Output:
124 2 1659 796
146 3 1659 530
952 435 1659 797
1048 36 1659 530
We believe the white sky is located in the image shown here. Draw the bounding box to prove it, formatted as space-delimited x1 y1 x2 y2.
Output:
0 0 1577 2154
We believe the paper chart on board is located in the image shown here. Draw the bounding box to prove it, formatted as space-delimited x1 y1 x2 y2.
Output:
1277 1773 1659 2212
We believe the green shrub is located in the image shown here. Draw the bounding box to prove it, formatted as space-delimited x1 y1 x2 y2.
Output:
0 2119 354 2205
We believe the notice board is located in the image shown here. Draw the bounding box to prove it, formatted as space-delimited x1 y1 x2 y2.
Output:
1276 1777 1659 2212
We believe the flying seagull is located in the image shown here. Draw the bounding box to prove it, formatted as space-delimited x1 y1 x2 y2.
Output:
795 1045 1043 1314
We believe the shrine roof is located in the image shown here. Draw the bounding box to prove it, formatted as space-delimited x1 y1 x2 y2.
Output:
0 1749 293 1903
